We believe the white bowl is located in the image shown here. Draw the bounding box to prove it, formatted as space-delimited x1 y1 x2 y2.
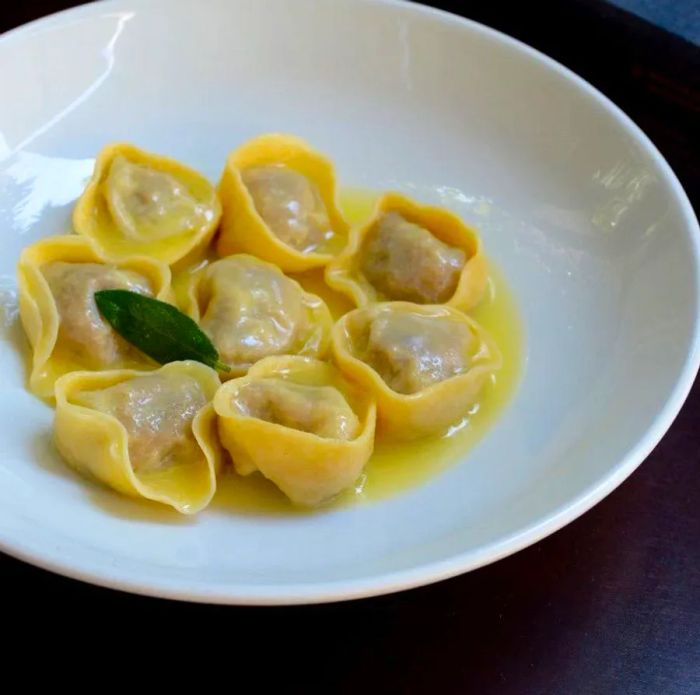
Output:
0 0 698 604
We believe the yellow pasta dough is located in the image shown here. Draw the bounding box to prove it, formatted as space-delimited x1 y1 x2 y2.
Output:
332 302 501 439
182 254 332 377
216 133 349 271
325 192 487 311
73 143 221 265
214 356 376 506
54 361 222 514
18 235 172 398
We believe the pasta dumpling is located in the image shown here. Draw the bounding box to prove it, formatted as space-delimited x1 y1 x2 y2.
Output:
214 356 376 506
183 254 332 377
73 143 221 265
54 361 222 514
18 235 172 398
332 302 501 439
325 192 487 311
216 133 349 272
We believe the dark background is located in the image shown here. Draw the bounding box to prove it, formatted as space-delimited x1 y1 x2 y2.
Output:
2 1 699 691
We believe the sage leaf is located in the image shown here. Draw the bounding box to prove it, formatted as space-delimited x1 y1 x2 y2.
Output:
95 289 230 372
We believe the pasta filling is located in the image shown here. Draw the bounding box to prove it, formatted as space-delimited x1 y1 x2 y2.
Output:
242 165 332 253
199 257 308 366
363 311 473 394
231 378 359 440
105 155 214 241
76 373 207 472
361 212 465 303
43 261 151 367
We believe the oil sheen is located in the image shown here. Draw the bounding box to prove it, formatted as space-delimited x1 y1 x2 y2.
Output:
193 187 523 514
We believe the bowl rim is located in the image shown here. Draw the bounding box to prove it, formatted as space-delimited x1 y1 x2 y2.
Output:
0 0 698 605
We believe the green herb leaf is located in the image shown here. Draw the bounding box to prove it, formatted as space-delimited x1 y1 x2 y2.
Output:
95 289 230 372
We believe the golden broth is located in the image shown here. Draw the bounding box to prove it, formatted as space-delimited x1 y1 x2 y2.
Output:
203 187 523 514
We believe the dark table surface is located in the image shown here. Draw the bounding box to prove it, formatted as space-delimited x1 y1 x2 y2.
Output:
2 1 699 691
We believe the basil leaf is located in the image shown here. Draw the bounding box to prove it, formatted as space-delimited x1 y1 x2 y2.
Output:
95 289 230 372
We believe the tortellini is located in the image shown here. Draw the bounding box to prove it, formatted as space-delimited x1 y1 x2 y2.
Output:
18 235 172 398
214 356 376 506
73 143 221 265
332 302 501 439
54 361 222 513
17 134 511 514
183 254 332 376
326 192 487 311
216 133 349 272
